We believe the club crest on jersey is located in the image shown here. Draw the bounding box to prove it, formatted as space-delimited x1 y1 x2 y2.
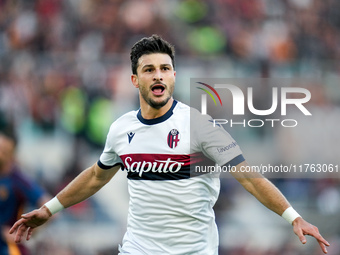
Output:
167 129 180 149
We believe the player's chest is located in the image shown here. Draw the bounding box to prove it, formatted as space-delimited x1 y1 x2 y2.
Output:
114 122 190 155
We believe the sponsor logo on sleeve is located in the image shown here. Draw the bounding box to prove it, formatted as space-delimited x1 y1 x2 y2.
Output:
217 141 238 153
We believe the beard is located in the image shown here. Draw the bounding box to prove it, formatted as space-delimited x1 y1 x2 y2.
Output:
142 94 171 109
139 83 174 109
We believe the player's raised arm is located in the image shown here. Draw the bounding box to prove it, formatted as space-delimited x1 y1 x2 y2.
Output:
9 162 120 243
229 161 330 254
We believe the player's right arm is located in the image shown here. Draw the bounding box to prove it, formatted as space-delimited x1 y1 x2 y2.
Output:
9 163 120 243
56 162 120 208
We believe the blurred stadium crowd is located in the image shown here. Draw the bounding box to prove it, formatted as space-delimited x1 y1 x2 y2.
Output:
0 0 340 254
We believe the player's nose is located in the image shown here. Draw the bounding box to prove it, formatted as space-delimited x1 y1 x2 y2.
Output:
153 69 163 81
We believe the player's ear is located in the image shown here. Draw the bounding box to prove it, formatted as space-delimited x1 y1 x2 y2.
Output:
131 74 139 88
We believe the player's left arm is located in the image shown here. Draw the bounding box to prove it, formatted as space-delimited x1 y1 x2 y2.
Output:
230 160 330 254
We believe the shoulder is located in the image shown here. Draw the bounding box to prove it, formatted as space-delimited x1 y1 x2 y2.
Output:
115 110 139 123
174 101 208 117
104 110 140 144
174 101 190 111
173 101 199 117
108 110 139 130
172 101 215 128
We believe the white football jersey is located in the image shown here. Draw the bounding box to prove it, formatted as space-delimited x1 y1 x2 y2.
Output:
99 100 244 255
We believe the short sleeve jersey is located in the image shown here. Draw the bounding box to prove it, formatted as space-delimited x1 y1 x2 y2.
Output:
99 100 244 255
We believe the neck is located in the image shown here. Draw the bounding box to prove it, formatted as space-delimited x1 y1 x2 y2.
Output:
139 97 174 119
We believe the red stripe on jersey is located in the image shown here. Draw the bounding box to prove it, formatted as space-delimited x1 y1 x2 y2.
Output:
120 153 215 180
121 152 212 167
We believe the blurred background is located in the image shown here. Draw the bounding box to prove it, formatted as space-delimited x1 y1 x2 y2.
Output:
0 0 339 254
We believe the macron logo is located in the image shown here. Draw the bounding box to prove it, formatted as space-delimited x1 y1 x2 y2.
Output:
127 132 135 144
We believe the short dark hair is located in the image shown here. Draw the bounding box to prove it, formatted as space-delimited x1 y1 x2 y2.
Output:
130 34 175 75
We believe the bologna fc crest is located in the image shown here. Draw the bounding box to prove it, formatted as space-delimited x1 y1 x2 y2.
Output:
167 129 180 149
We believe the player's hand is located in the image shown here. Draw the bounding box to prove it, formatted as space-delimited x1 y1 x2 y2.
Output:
9 205 52 243
292 217 330 254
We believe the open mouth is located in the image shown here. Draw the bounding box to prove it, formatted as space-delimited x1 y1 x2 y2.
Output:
151 84 165 95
